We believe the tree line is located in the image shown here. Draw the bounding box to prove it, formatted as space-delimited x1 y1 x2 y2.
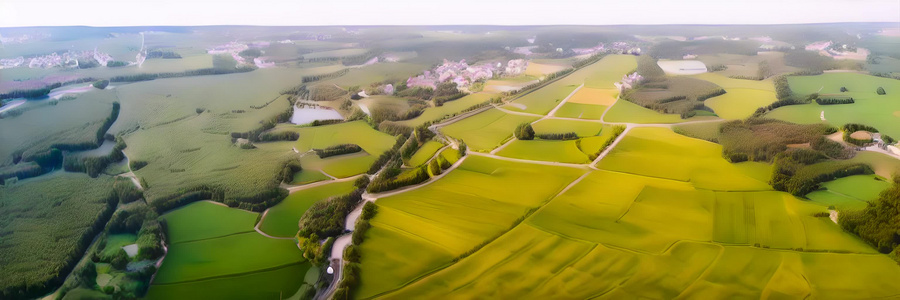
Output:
334 201 378 300
771 148 873 196
0 77 96 100
315 144 363 158
109 66 255 83
839 176 900 260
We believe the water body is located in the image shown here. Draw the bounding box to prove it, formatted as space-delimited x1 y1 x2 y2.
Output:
291 106 343 125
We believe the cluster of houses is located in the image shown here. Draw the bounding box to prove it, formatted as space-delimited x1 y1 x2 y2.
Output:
207 42 274 67
407 59 527 89
614 73 643 93
0 48 116 69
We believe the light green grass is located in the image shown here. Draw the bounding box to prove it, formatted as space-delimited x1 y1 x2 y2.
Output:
496 140 590 163
552 102 607 119
356 155 585 298
766 73 900 137
604 100 717 124
438 148 461 164
847 151 900 180
290 170 330 185
302 48 368 60
290 120 396 177
152 232 305 284
531 118 603 136
807 174 890 210
160 201 258 244
440 109 539 151
397 93 498 127
145 262 309 300
705 89 777 119
407 141 444 166
258 180 357 237
100 234 137 257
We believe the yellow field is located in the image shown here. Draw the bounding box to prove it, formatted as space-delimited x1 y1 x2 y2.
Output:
496 140 591 164
566 88 618 105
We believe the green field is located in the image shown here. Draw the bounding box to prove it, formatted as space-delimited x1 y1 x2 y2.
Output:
705 89 777 119
150 200 308 299
292 120 397 177
604 99 717 124
397 92 498 127
806 174 891 210
552 102 607 119
531 118 603 137
100 234 137 257
766 73 900 137
302 48 368 60
160 201 258 244
356 155 586 298
496 140 591 163
290 170 330 185
673 121 722 141
505 55 637 115
440 108 539 151
407 141 444 166
257 180 358 237
848 151 900 179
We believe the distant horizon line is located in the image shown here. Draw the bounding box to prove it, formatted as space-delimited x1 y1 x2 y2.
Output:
2 22 899 29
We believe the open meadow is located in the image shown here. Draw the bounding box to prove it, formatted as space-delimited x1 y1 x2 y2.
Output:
440 108 539 151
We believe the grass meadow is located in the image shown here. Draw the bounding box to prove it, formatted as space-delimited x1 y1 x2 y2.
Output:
160 201 258 244
407 141 444 166
497 140 590 163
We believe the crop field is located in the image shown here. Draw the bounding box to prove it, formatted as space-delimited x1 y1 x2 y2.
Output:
325 63 426 89
356 155 586 298
524 62 570 76
291 121 396 177
368 160 896 299
407 141 444 166
689 72 775 91
290 169 330 185
705 89 777 119
257 180 357 237
482 76 539 93
597 127 771 191
552 102 607 119
438 147 461 164
506 55 636 115
806 174 891 210
150 201 308 298
145 262 310 300
440 108 539 151
160 201 258 244
531 118 603 137
0 172 116 294
0 89 117 165
497 140 590 163
673 121 721 141
604 99 714 124
848 151 900 179
766 73 900 137
565 87 618 105
695 52 799 78
577 126 618 155
302 48 368 60
397 92 498 127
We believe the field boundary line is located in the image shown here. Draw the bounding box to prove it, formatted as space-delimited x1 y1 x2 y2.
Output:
151 261 306 286
546 83 584 117
168 230 259 245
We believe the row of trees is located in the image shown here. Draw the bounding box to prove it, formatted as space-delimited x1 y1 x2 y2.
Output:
0 77 96 100
109 66 255 83
536 132 578 140
816 97 854 105
258 131 300 142
314 144 363 158
301 69 349 83
277 159 303 184
64 137 127 178
147 50 182 59
297 189 364 238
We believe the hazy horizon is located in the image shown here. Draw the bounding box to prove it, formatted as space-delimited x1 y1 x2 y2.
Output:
2 0 898 28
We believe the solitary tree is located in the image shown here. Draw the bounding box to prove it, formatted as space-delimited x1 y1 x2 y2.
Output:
877 87 886 95
840 86 848 92
515 123 535 140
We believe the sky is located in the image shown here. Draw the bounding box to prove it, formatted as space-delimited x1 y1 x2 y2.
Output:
1 0 898 27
